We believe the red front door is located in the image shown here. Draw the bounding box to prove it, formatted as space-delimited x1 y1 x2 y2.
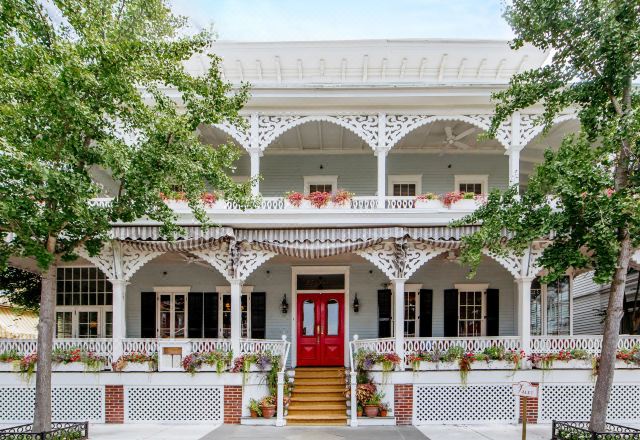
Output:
297 293 344 366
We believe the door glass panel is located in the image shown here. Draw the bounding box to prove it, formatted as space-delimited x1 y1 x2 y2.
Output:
105 311 113 338
241 295 248 338
547 277 570 335
404 291 417 337
530 278 543 335
326 299 339 335
78 311 99 338
160 294 171 338
302 300 315 336
56 312 73 338
222 294 231 338
174 294 186 338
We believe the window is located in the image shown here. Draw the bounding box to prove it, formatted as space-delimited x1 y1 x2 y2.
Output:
389 284 422 337
454 175 488 194
388 175 422 197
455 284 488 337
529 276 572 336
216 286 254 339
304 175 338 194
54 267 113 338
158 292 187 338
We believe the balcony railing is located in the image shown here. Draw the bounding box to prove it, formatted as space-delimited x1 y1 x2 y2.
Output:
530 335 640 355
89 196 480 212
404 336 521 354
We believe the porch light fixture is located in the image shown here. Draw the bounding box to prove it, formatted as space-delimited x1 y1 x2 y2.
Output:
281 294 289 314
353 294 360 313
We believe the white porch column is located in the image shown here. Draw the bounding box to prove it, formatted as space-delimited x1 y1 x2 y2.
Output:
376 149 387 209
507 147 521 189
276 371 285 426
392 278 407 369
109 279 127 361
230 279 243 357
249 148 261 196
516 277 534 355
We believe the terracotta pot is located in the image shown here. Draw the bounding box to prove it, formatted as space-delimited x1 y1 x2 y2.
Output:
364 405 379 418
357 408 363 417
250 409 258 418
261 404 276 419
380 409 388 417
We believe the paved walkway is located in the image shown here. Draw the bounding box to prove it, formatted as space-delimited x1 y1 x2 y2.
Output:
418 424 550 440
88 423 220 439
198 425 427 440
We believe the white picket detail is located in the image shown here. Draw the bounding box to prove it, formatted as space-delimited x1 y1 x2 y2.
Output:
404 337 521 355
350 196 378 210
191 339 232 353
531 335 640 355
122 338 158 355
239 338 288 357
385 196 415 209
351 337 397 355
0 339 37 355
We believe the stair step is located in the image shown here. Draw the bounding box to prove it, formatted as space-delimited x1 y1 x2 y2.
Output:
288 403 346 411
291 395 346 403
287 413 348 421
293 386 344 394
287 419 347 426
294 370 345 379
288 409 346 417
294 379 345 386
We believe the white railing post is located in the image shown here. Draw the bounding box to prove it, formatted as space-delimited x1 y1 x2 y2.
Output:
249 113 261 196
109 279 127 362
230 279 243 358
350 370 358 427
375 112 387 209
516 277 534 355
276 371 285 426
508 111 522 191
393 278 407 369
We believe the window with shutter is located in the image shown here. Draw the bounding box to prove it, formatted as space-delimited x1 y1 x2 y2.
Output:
419 289 433 337
140 292 156 338
377 289 392 338
251 292 266 339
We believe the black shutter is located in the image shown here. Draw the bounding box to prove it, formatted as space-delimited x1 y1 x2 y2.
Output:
486 288 500 336
443 289 459 337
251 292 266 339
419 289 433 337
140 292 156 338
188 292 203 338
378 289 392 338
203 292 218 338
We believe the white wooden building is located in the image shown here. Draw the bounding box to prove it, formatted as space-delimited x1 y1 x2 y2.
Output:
3 39 640 427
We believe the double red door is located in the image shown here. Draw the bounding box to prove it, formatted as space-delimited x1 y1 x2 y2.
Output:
297 293 344 366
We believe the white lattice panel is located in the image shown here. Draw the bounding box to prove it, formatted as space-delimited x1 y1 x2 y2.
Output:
414 385 517 424
0 386 104 423
125 386 222 422
540 384 640 423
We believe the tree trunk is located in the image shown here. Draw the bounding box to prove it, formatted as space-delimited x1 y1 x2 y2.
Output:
32 263 56 432
589 232 632 432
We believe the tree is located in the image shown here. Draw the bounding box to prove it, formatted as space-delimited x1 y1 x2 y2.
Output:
0 0 254 431
0 267 41 312
455 0 639 432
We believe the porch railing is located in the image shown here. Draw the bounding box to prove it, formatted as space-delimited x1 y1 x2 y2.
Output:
0 338 113 362
404 336 521 355
531 335 640 355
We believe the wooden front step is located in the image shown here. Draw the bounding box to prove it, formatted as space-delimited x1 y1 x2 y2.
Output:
287 367 347 426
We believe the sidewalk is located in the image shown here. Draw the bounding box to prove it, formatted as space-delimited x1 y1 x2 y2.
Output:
88 423 220 439
418 424 550 440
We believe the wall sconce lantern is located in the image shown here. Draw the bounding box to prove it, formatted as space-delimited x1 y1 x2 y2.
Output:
353 294 360 313
281 294 289 314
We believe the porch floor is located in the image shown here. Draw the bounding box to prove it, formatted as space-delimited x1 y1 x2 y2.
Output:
199 425 427 440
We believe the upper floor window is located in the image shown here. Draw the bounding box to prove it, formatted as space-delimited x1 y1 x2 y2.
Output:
304 175 337 194
388 175 422 197
530 276 572 336
454 175 488 194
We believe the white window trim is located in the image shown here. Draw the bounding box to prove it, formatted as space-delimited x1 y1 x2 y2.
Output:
216 285 254 294
154 286 191 294
388 175 422 196
389 283 423 337
155 292 188 339
454 175 489 193
455 284 489 337
304 175 338 193
534 276 573 336
56 306 112 339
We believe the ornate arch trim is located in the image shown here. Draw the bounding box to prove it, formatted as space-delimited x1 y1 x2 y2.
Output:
520 113 579 148
385 114 511 151
211 122 250 151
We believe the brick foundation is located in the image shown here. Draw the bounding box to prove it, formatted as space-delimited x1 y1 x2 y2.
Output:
105 385 124 423
394 384 413 425
223 385 242 424
518 383 539 424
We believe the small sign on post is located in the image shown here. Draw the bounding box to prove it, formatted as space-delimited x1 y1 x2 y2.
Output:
512 382 538 440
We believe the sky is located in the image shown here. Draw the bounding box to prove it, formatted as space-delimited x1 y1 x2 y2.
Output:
170 0 515 42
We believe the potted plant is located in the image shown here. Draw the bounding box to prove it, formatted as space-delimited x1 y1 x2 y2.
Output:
182 350 232 374
52 347 106 372
332 189 354 207
379 402 389 417
530 349 593 370
306 191 333 208
112 352 157 372
0 349 21 372
284 191 308 208
616 346 640 368
357 403 363 417
260 395 276 419
364 392 382 417
248 398 262 418
18 353 37 380
450 191 479 210
415 193 441 209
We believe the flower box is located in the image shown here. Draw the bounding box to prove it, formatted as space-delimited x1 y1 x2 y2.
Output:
533 359 593 370
450 199 478 210
120 362 154 372
284 199 311 209
616 360 640 369
53 363 87 372
249 363 272 372
197 364 229 373
0 362 16 372
415 199 442 210
472 360 517 370
413 361 459 371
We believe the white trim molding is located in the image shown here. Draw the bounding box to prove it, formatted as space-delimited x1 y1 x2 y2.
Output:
388 175 422 196
153 286 191 294
454 283 490 291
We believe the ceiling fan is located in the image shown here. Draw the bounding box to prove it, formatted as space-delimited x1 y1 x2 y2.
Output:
440 126 477 154
177 253 210 268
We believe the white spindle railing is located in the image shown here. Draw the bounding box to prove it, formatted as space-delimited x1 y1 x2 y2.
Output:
350 196 378 210
239 338 289 358
531 335 640 355
0 339 37 355
385 196 415 209
122 338 158 356
190 339 232 353
404 336 521 356
350 336 397 356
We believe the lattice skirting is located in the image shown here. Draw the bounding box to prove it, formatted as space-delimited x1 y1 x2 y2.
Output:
0 386 104 423
414 384 517 424
539 384 640 423
124 386 223 422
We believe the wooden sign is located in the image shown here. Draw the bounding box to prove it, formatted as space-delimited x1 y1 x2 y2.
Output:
512 381 538 398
